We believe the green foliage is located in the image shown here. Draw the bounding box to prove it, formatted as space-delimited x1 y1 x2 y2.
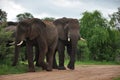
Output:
16 12 34 21
79 10 120 61
0 9 7 22
109 7 120 28
75 60 119 65
0 25 14 64
0 64 27 75
42 17 55 21
113 77 120 80
77 40 90 61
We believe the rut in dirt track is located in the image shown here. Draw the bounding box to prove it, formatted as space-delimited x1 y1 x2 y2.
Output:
0 65 120 80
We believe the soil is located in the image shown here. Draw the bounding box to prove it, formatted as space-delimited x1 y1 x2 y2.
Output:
0 65 120 80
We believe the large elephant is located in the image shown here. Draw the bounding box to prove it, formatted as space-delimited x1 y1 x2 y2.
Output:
12 18 58 72
53 17 80 70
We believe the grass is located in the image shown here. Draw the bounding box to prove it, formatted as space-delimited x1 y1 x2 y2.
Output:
0 60 119 75
0 62 42 75
65 60 120 65
75 60 120 65
0 64 27 75
113 77 120 80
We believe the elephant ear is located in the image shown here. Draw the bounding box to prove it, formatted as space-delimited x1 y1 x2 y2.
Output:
29 20 46 40
54 18 69 41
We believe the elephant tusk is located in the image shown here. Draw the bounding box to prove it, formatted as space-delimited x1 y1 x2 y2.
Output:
9 41 15 45
68 37 70 42
80 38 85 41
17 41 23 46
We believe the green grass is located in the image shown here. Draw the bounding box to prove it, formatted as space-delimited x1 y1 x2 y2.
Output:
76 61 120 65
113 77 120 80
0 62 42 75
0 60 119 75
65 60 120 65
0 64 27 75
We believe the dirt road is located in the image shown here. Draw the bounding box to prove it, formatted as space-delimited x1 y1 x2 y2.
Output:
0 65 120 80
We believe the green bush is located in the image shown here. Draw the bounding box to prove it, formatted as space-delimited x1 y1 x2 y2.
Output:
77 40 90 61
0 25 14 64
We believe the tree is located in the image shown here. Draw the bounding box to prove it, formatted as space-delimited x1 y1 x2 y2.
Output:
79 10 112 61
109 7 120 29
0 9 7 23
16 12 34 21
42 17 55 21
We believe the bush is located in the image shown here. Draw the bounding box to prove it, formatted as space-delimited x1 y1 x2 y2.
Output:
0 25 14 64
77 40 90 61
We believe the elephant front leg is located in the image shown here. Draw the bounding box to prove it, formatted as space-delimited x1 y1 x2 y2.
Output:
26 42 35 72
67 53 75 70
58 41 66 70
67 44 76 70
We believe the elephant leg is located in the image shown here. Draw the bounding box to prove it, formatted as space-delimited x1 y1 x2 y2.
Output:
58 41 66 70
46 47 56 71
26 41 35 72
35 46 39 67
38 47 48 70
67 44 75 70
52 49 58 69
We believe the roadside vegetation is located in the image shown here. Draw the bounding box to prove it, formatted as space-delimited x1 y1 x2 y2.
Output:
0 8 120 75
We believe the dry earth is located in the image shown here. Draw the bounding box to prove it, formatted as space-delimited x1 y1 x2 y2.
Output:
0 65 120 80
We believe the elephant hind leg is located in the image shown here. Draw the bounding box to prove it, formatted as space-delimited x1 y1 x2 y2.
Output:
46 48 55 71
52 50 58 69
38 47 48 70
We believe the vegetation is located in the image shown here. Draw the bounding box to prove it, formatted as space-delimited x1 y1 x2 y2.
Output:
78 9 120 62
16 12 34 21
42 17 55 21
0 9 7 22
113 77 120 80
0 8 120 75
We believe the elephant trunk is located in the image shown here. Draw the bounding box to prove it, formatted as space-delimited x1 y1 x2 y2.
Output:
12 37 24 66
12 45 20 66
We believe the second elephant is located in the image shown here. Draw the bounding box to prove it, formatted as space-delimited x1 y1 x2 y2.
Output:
53 17 80 70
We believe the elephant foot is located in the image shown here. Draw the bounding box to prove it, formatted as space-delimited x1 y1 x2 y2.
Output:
28 68 35 72
46 67 52 71
67 64 75 70
53 64 58 69
58 66 66 70
35 63 41 67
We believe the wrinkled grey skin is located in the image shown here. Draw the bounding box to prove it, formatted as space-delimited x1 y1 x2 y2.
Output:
12 18 58 72
53 17 80 70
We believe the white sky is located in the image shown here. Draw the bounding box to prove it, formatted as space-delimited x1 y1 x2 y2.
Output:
0 0 120 21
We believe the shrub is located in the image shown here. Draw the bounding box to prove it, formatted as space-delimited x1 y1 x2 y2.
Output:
77 40 90 61
0 25 14 64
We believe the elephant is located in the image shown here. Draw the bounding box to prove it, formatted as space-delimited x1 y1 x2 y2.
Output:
12 18 58 72
53 17 80 70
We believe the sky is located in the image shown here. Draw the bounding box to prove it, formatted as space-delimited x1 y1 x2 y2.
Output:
0 0 120 21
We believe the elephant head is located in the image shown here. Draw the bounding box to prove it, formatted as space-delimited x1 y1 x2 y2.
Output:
15 18 46 46
54 17 80 43
64 19 80 42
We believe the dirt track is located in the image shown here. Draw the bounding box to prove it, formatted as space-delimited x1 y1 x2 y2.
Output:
0 65 120 80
